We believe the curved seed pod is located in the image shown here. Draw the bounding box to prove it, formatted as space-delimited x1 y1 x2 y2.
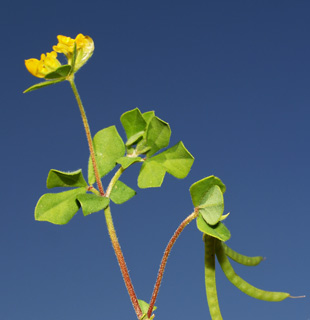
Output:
223 243 264 266
215 240 290 301
203 234 223 320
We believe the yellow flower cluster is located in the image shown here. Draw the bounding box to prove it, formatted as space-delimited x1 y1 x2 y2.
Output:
53 34 93 57
25 34 94 79
25 51 62 78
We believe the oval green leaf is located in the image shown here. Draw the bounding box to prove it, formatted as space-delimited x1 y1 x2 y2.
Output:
120 108 147 146
190 176 226 207
199 184 224 225
145 116 171 156
88 126 125 184
196 213 231 241
142 111 155 125
35 187 86 225
126 131 144 146
110 181 136 204
116 156 143 169
44 65 72 79
138 161 166 188
135 139 151 154
150 141 194 179
76 193 110 216
47 169 88 188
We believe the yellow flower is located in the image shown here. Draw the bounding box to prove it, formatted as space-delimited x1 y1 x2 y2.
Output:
25 51 62 78
25 34 94 81
53 33 94 72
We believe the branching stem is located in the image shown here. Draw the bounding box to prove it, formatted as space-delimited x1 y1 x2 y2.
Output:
68 80 141 317
104 205 143 319
147 210 199 318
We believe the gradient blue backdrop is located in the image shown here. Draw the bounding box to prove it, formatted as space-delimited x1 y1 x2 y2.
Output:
1 1 309 319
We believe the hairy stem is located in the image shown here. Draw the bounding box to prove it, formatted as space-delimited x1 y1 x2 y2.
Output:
104 205 142 319
147 210 198 318
69 78 105 196
105 166 125 197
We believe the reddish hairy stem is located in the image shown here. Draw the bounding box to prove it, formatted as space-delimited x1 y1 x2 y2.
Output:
147 210 198 318
104 206 143 319
69 78 140 315
69 79 105 196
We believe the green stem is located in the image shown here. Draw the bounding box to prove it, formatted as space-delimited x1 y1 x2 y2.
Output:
104 205 143 319
105 166 125 197
68 78 105 196
147 210 198 318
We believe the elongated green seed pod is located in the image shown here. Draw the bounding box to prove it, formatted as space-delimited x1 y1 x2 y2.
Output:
223 243 264 266
203 234 223 320
215 240 290 301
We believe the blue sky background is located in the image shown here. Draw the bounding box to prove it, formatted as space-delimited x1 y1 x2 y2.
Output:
1 1 309 319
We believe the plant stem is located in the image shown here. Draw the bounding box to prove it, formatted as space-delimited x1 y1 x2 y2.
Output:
68 79 140 315
68 80 140 316
104 205 143 319
104 167 143 317
105 166 125 197
68 78 105 196
88 186 100 196
147 210 198 318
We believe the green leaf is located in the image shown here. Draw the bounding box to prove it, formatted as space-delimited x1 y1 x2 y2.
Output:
116 156 143 169
198 185 224 225
126 131 144 146
137 141 193 188
120 108 147 146
135 140 151 154
189 176 226 207
44 65 72 79
110 181 136 204
47 169 88 188
70 43 77 74
196 213 231 241
150 141 194 179
145 116 171 156
220 212 230 221
138 299 157 320
134 111 155 155
142 111 155 125
88 126 125 184
23 79 66 93
35 187 87 225
138 161 166 188
76 193 110 216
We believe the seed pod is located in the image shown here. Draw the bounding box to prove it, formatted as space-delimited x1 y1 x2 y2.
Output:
215 240 290 301
203 234 223 320
223 243 264 266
